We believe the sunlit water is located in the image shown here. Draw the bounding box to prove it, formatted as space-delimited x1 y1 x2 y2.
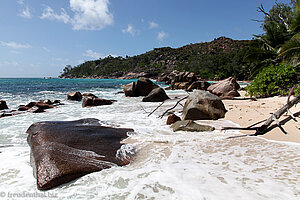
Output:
0 78 299 200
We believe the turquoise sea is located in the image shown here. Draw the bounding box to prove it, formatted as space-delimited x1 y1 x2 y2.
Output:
0 78 299 200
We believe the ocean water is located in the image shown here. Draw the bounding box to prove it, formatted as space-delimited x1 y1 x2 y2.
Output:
0 78 299 200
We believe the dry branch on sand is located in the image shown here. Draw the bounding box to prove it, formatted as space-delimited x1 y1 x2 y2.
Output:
223 85 300 136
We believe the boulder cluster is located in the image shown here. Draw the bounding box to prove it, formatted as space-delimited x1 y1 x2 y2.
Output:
160 70 241 98
67 91 117 107
18 100 62 113
0 99 62 118
158 70 210 91
123 77 170 102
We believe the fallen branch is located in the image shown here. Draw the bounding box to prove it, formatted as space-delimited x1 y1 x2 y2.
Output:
255 92 300 135
159 96 188 118
147 102 165 117
222 86 300 135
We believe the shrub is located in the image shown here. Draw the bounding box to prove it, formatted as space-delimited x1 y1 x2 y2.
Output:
246 63 300 97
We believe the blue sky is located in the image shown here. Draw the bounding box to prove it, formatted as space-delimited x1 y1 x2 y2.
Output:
0 0 290 77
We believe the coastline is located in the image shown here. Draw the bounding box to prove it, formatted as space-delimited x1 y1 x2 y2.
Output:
223 91 300 143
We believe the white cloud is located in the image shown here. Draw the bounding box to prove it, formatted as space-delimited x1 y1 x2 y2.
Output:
83 50 117 60
122 24 137 36
43 47 51 52
17 0 24 5
157 31 167 42
9 50 21 54
70 0 113 30
83 49 104 59
149 21 158 29
0 41 31 49
53 58 69 62
40 6 70 24
19 6 32 19
40 0 113 30
3 61 20 67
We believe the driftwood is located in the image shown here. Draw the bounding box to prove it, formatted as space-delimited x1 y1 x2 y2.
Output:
147 102 165 117
223 88 300 135
159 96 188 118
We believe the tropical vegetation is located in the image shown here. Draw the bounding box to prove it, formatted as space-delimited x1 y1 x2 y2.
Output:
60 37 251 80
246 0 300 97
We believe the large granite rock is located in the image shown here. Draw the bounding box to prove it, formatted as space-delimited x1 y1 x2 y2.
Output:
171 120 215 132
0 100 8 110
123 78 160 97
123 82 136 97
135 77 159 96
67 91 82 101
142 87 170 102
182 90 227 120
82 97 116 107
207 77 240 98
27 118 134 190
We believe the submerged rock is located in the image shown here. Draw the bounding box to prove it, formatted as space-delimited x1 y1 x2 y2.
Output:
27 118 134 190
82 97 116 107
82 93 98 98
182 90 227 120
142 87 170 102
171 120 215 132
67 91 82 101
0 101 9 110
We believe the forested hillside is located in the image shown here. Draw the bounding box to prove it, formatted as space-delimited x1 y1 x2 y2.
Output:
60 37 251 80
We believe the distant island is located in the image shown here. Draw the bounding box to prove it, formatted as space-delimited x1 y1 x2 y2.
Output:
60 37 251 81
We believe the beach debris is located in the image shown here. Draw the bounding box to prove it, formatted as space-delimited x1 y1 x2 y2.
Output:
27 118 134 190
166 114 181 125
207 77 240 98
160 96 188 118
182 90 227 120
82 96 116 107
67 91 82 101
142 87 170 102
0 100 8 110
171 120 215 132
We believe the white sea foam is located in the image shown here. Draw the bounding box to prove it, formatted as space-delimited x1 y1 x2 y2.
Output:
0 88 299 200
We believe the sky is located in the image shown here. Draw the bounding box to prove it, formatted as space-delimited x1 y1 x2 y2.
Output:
0 0 291 77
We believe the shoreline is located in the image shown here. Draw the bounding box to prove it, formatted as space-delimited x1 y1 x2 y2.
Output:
223 91 300 144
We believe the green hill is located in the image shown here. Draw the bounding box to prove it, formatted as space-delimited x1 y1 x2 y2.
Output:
60 37 251 80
